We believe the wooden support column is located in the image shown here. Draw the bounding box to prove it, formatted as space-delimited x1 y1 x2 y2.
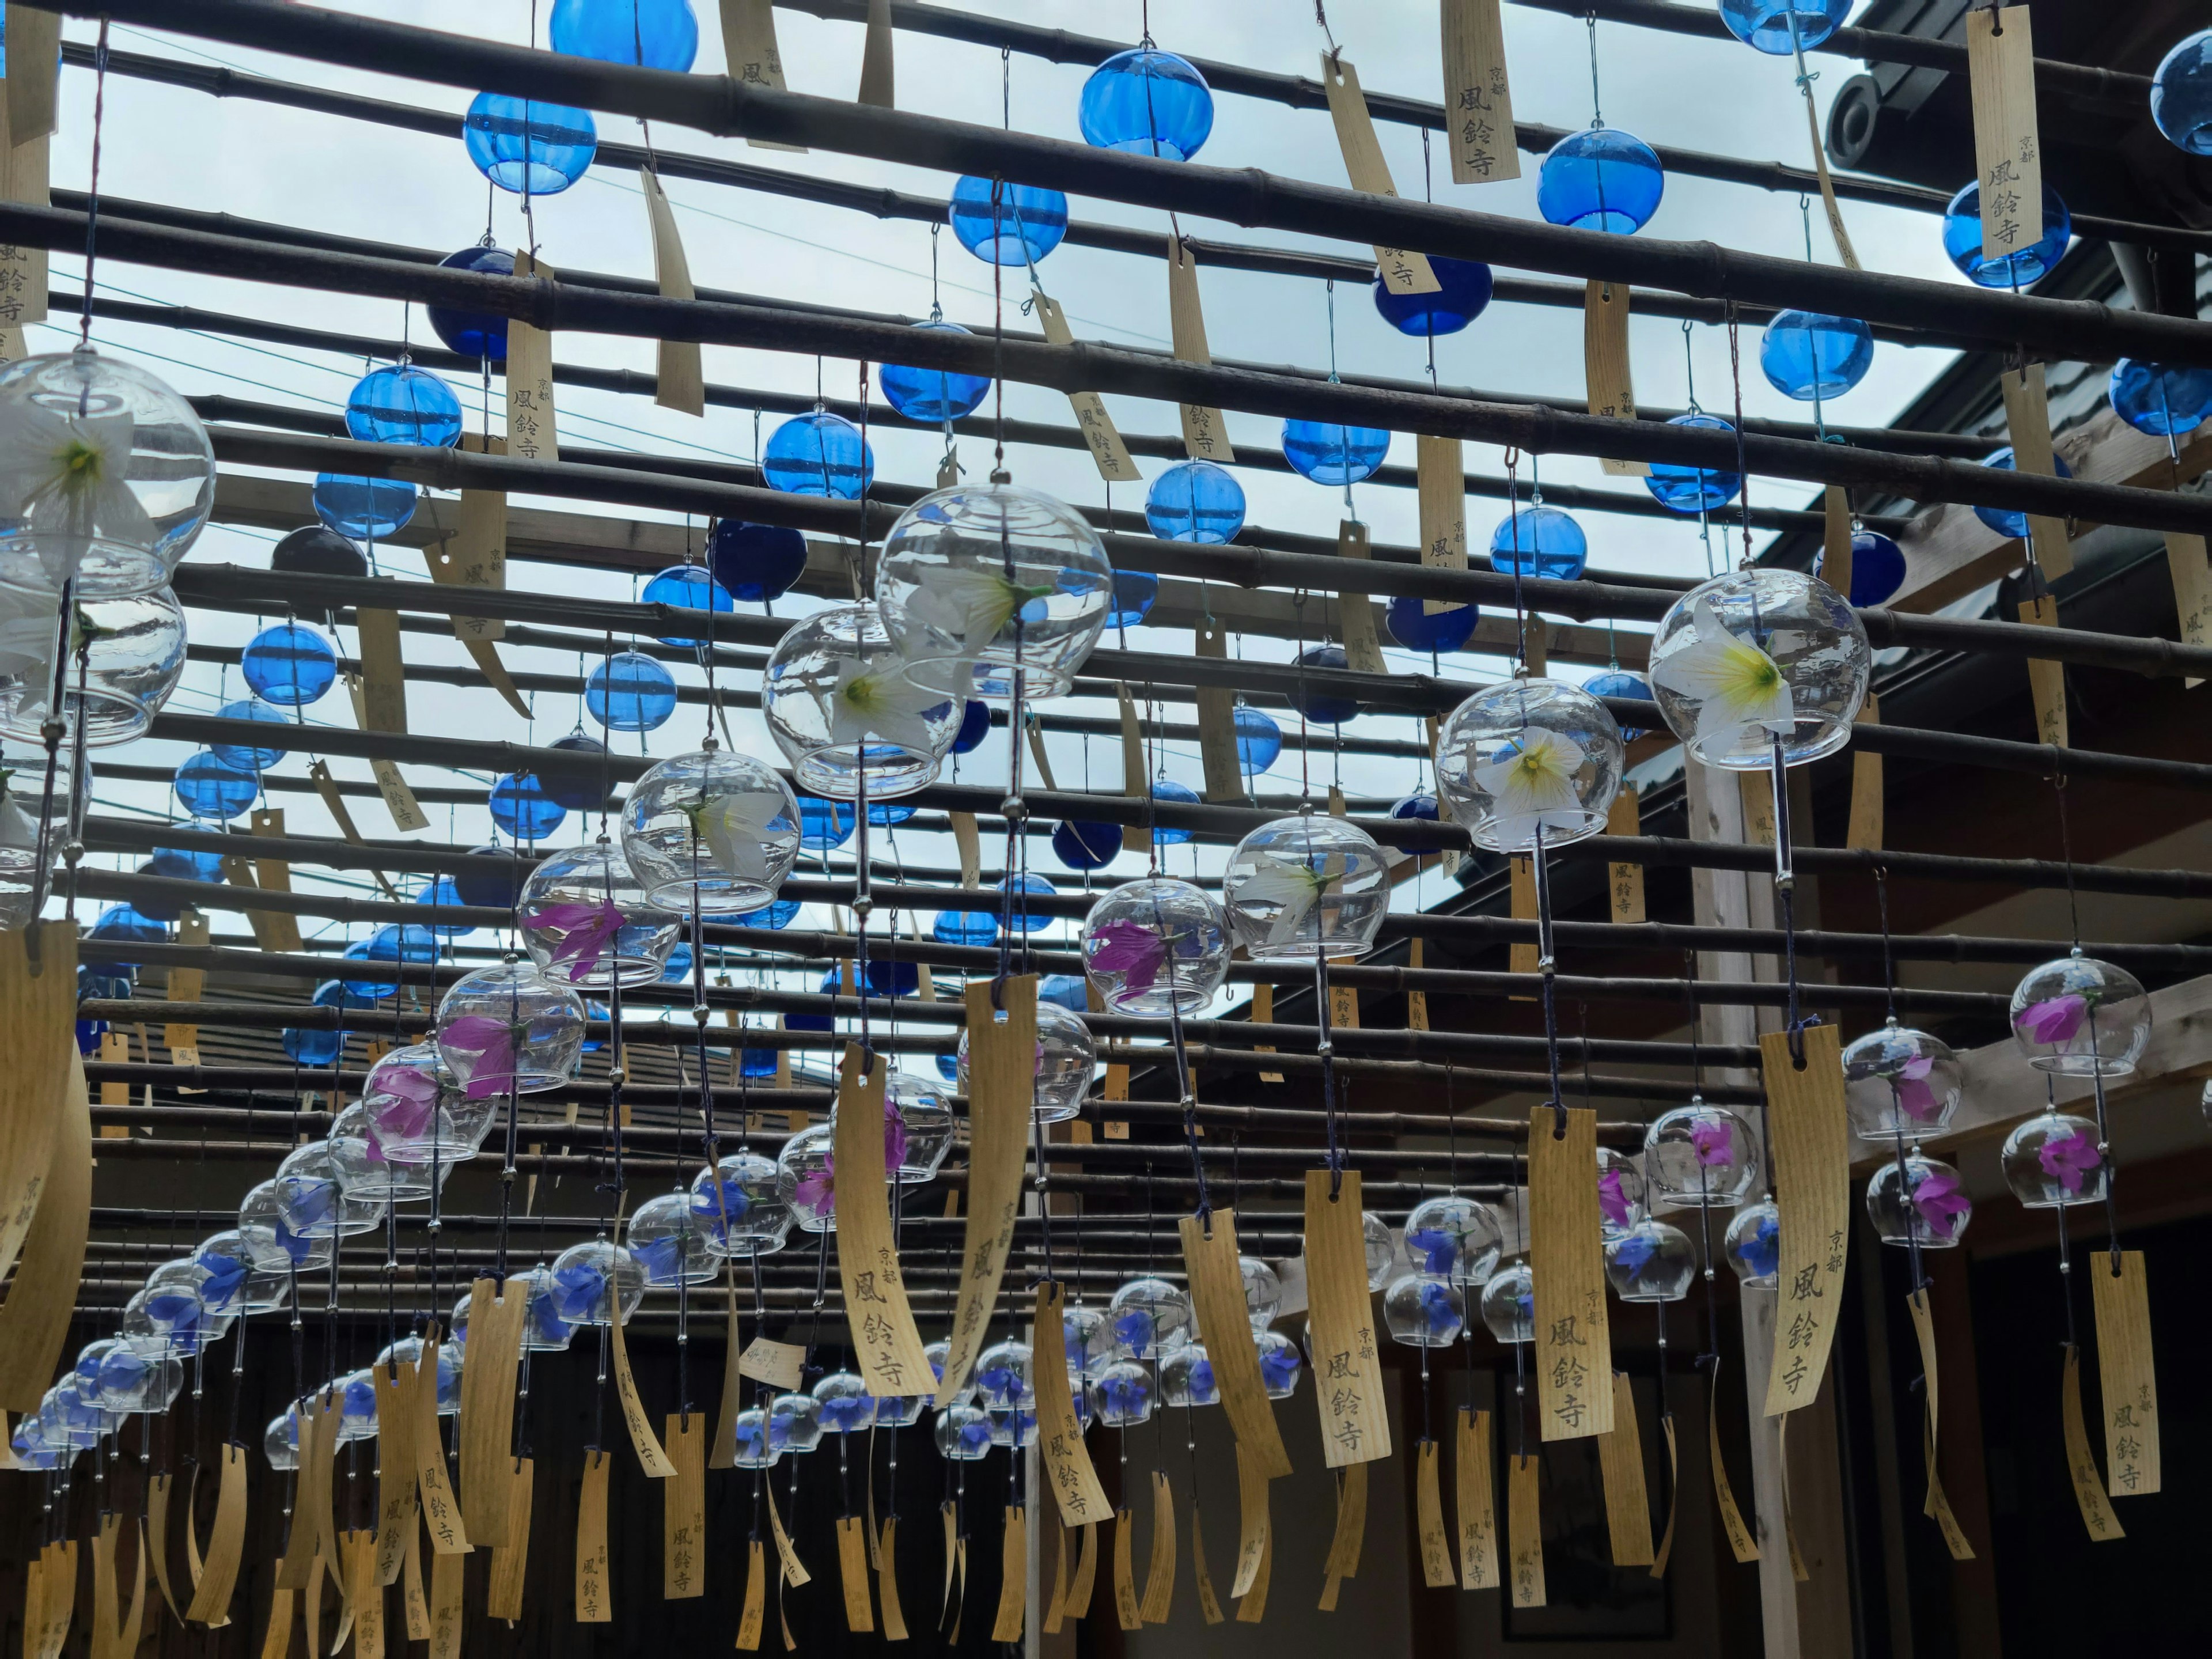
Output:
1683 758 1759 1086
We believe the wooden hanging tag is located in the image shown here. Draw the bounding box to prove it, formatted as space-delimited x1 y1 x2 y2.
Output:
1319 53 1438 293
1043 1520 1070 1633
640 168 706 416
91 1512 120 1659
1166 236 1233 462
486 1458 535 1620
1179 1210 1293 1477
1457 1408 1497 1589
427 1546 464 1659
1111 1509 1142 1630
1760 1024 1850 1415
991 1507 1028 1642
878 1516 908 1639
275 1396 331 1589
96 1027 128 1111
2166 534 2212 684
1116 684 1150 855
147 1473 181 1623
1908 1289 1976 1559
1137 1471 1176 1623
505 251 559 464
1440 0 1520 182
1507 1453 1546 1607
0 921 74 1290
949 809 982 887
737 1539 768 1650
1031 293 1143 482
0 1039 90 1412
1737 767 1777 849
857 0 895 105
401 1524 427 1642
183 1445 247 1623
1584 280 1648 477
1415 1442 1454 1587
834 1516 873 1630
1194 616 1245 803
217 810 304 956
1187 1501 1224 1624
1334 520 1388 675
1416 436 1467 612
1999 365 2073 579
1828 698 1880 859
939 1499 960 1625
372 1357 420 1586
347 1528 384 1659
1800 82 1861 268
937 977 1036 1403
766 1476 810 1586
1708 1387 1759 1562
662 1414 707 1599
313 749 420 874
5 3 60 143
1822 487 1854 598
1605 786 1645 923
1509 855 1537 982
2062 1345 2124 1540
411 1331 468 1554
1031 1282 1112 1524
355 606 408 734
1304 1169 1392 1466
2090 1250 2159 1497
1068 1521 1100 1619
1966 5 2042 260
832 1045 937 1395
1231 1443 1273 1616
1596 1371 1654 1565
1529 1106 1614 1439
1651 1414 1680 1576
456 1275 529 1545
740 1334 808 1392
1406 938 1430 1032
163 910 208 1070
1233 1495 1273 1623
0 95 50 331
2018 593 2069 748
1321 1460 1366 1588
574 1449 612 1622
719 0 800 116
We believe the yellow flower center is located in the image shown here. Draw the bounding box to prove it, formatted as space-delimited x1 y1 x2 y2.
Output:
56 438 103 495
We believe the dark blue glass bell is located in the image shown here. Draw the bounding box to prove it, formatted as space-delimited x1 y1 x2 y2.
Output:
641 563 733 647
934 908 997 946
709 520 809 602
464 93 597 195
272 525 367 578
549 0 698 70
1941 181 2070 288
797 797 854 850
1717 0 1850 54
1282 421 1389 486
1150 778 1199 846
426 245 515 363
880 321 992 424
1758 312 1874 402
1389 793 1440 828
997 873 1056 933
1644 414 1743 513
1537 127 1664 233
414 875 478 940
544 732 612 811
1289 644 1359 725
1107 570 1158 629
241 623 337 707
88 905 165 968
1052 819 1120 870
1371 256 1493 338
452 845 527 910
1973 447 2073 539
156 847 225 882
488 773 566 842
587 651 678 732
2108 358 2212 438
133 851 212 921
344 365 463 448
211 698 289 771
1385 596 1478 653
1145 460 1245 544
763 410 874 499
951 699 993 755
313 474 416 540
1584 669 1656 739
1078 47 1214 161
1489 504 1588 580
1234 706 1282 775
174 751 258 821
948 176 1069 266
2156 30 2212 154
1812 532 1906 608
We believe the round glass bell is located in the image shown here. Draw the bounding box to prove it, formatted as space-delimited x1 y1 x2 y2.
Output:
264 1411 301 1472
763 408 874 499
1145 460 1245 544
1647 569 1869 768
1490 502 1587 581
1079 47 1213 160
548 0 698 69
1972 446 2074 538
771 1391 824 1453
1402 1195 1505 1287
621 747 801 912
2108 358 2212 438
1150 777 1202 842
1866 1150 1972 1249
1281 420 1389 485
1435 676 1624 852
946 176 1068 266
464 93 596 195
777 1122 838 1233
586 651 677 732
935 1403 996 1459
195 1230 288 1316
884 1069 956 1181
1604 1220 1696 1302
143 1256 216 1339
1480 1262 1535 1343
2153 29 2212 154
328 1101 438 1203
1229 706 1282 778
975 1340 1036 1411
520 1263 578 1351
275 1142 386 1238
1644 412 1743 513
0 347 215 598
2001 1111 2106 1208
118 1287 202 1361
711 520 809 603
1386 597 1477 654
1597 1146 1648 1238
1255 1330 1302 1400
731 1409 779 1469
1537 127 1664 233
955 996 1094 1123
1108 1277 1193 1359
813 1372 876 1434
1373 255 1492 337
2010 953 2151 1075
876 481 1113 700
1941 181 2070 288
238 1179 332 1271
694 1150 795 1256
1717 0 1850 51
1065 1303 1115 1380
435 960 587 1096
627 1191 716 1286
639 562 733 649
1089 1361 1153 1428
1643 1101 1758 1211
1105 570 1157 631
488 773 566 843
1052 819 1120 871
875 1388 928 1430
362 1043 497 1162
1813 529 1907 608
344 363 463 448
1843 1020 1962 1140
925 1338 975 1408
1384 1274 1465 1347
1160 1343 1219 1407
880 320 992 425
1364 1210 1396 1290
1221 812 1389 960
1725 1200 1781 1286
380 1336 463 1415
209 697 289 771
763 601 959 798
43 1380 109 1447
1081 877 1229 1016
1241 1257 1282 1328
0 585 185 747
173 751 257 821
1758 311 1873 402
331 1372 380 1444
519 841 679 988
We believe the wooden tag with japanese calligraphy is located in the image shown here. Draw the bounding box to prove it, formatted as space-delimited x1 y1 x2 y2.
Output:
1416 1442 1454 1588
1508 1453 1546 1607
1031 1282 1111 1525
457 1276 528 1545
1760 1024 1849 1416
185 1444 247 1624
402 1527 428 1642
1417 436 1467 612
2018 594 2069 748
1709 1387 1759 1562
740 1334 807 1392
2090 1250 2158 1497
832 1045 936 1396
938 978 1035 1403
1847 692 1884 852
720 0 795 103
1179 1211 1293 1478
346 1527 383 1659
766 1475 810 1586
1303 1169 1393 1467
1335 519 1389 675
1584 280 1648 477
432 434 510 642
1233 1445 1274 1621
372 1357 419 1585
662 1415 706 1599
1166 236 1233 463
1529 1107 1613 1439
486 1458 533 1621
641 168 706 416
1194 616 1244 804
1966 6 2041 259
1031 293 1142 482
737 1539 768 1649
427 1545 463 1659
1456 1410 1496 1590
835 1516 873 1631
1135 1472 1175 1623
1606 786 1645 923
505 251 559 464
1320 54 1438 293
2062 1345 2124 1540
1110 1509 1141 1630
1597 1371 1654 1566
2168 534 2212 684
1999 365 2072 579
576 1449 611 1622
411 1331 467 1555
1651 1414 1680 1576
991 1508 1028 1642
1441 0 1519 183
